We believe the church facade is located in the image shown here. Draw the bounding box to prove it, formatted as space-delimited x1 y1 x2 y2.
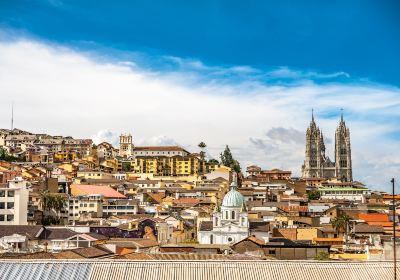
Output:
198 181 249 245
301 112 353 182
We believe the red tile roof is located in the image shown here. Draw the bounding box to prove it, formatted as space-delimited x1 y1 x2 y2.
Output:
134 146 187 152
71 184 126 199
172 198 200 207
358 213 389 222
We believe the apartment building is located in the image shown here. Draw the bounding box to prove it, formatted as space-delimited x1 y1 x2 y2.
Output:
134 155 200 176
0 177 29 225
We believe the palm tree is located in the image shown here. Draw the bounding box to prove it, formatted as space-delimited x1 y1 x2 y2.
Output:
39 192 66 225
53 195 66 219
331 214 352 244
39 192 50 212
198 142 207 173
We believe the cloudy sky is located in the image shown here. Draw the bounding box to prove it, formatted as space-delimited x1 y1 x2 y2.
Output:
0 1 399 192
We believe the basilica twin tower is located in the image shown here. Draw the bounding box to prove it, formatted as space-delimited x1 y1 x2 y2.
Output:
301 111 352 182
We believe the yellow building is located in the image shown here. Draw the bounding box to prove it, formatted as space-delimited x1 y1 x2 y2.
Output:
54 151 77 162
133 156 200 177
100 158 120 172
76 170 114 180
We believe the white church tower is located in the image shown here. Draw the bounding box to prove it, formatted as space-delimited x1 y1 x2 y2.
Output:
119 133 134 158
198 178 249 244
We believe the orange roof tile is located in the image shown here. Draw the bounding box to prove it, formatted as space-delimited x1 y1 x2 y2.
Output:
71 184 126 199
383 195 400 199
368 221 393 227
313 237 344 242
358 213 389 222
172 198 200 206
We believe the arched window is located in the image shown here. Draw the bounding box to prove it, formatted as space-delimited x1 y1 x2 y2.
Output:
232 211 235 220
210 235 213 244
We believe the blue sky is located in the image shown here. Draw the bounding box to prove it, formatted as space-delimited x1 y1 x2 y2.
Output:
1 0 400 86
0 1 399 191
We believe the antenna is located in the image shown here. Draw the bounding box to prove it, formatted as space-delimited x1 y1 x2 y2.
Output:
11 102 14 130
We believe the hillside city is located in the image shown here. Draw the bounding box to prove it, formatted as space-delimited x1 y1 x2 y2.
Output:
0 113 397 262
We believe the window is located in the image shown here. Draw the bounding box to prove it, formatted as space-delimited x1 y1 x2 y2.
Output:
0 202 4 209
6 215 14 222
7 202 14 209
0 215 4 221
227 237 233 242
231 211 235 219
0 190 5 197
210 234 213 244
7 191 14 197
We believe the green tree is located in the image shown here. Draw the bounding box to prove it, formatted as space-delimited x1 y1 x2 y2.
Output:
331 214 352 243
208 159 219 164
122 162 132 172
307 189 321 201
220 145 241 173
0 148 24 162
198 142 207 174
198 142 207 161
39 192 66 225
315 251 330 261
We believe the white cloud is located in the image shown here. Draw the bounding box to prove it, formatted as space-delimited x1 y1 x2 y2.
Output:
137 135 180 147
91 130 119 146
267 66 350 80
0 37 399 192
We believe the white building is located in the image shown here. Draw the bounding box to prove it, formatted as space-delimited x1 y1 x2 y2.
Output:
0 177 29 225
68 194 103 222
198 181 249 244
68 194 138 221
319 187 369 202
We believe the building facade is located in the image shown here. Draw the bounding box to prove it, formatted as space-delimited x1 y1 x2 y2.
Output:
134 155 200 177
301 112 352 181
198 181 249 244
0 177 29 225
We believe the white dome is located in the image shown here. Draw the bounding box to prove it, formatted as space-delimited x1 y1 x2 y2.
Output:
222 182 245 207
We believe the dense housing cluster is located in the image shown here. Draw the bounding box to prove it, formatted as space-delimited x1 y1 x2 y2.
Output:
0 116 397 262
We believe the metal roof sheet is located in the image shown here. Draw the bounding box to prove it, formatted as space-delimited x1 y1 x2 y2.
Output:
0 260 397 280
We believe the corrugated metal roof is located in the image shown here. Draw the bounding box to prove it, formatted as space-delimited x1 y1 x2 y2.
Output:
0 261 92 280
0 260 398 280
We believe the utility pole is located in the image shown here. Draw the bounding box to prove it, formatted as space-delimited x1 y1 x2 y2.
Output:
392 178 397 280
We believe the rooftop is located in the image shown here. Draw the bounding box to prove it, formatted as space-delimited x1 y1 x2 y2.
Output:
71 184 126 199
0 260 397 280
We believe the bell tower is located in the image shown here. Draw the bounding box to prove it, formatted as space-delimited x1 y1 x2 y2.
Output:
335 111 352 181
119 133 134 158
302 110 325 178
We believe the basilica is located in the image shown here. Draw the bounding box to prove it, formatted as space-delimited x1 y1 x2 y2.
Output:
198 180 249 245
301 111 353 182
